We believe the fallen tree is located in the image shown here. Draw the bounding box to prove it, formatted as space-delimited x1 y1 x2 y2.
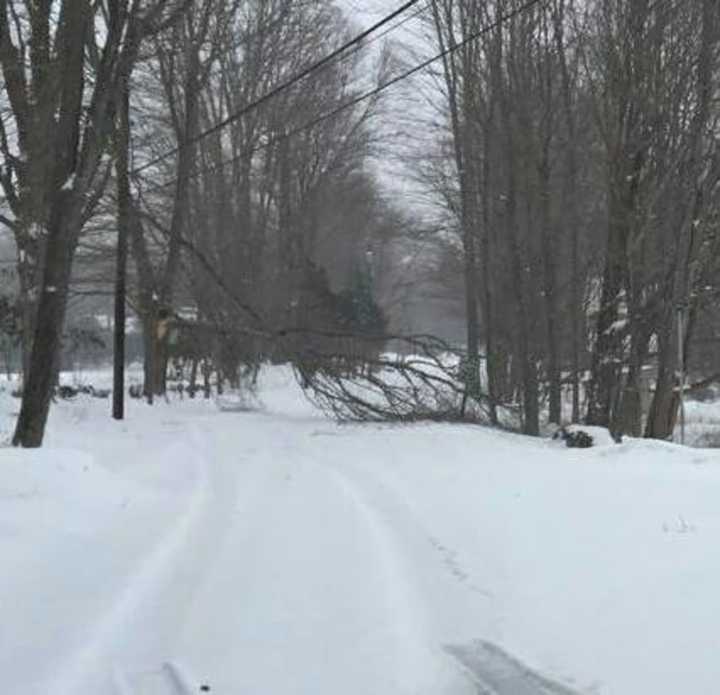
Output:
289 332 504 425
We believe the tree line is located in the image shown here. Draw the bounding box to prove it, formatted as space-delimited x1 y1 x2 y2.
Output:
419 0 720 438
0 0 405 445
2 0 719 446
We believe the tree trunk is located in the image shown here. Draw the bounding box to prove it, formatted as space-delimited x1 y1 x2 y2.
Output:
202 360 212 399
153 335 169 396
645 320 677 439
140 313 155 404
431 2 481 408
128 206 159 403
480 122 498 425
189 357 199 397
539 156 561 424
507 151 539 436
586 184 628 426
616 327 649 437
17 258 38 385
552 0 582 422
113 78 131 420
13 195 76 447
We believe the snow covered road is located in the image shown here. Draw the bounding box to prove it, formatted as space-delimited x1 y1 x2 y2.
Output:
100 411 582 695
166 417 467 695
3 368 720 693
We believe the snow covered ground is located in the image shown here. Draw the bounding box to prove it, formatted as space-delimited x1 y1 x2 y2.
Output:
1 366 720 694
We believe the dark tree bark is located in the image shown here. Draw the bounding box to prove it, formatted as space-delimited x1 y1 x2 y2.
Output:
13 193 77 446
113 74 132 420
539 154 561 424
552 0 582 422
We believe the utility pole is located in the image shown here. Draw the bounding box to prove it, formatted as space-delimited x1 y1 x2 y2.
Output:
677 305 686 445
113 77 131 420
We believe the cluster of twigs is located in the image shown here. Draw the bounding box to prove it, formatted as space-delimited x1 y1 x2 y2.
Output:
288 332 493 424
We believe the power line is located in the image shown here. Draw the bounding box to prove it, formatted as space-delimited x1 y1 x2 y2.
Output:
201 0 429 90
135 0 545 194
343 0 430 51
325 0 430 66
132 0 424 176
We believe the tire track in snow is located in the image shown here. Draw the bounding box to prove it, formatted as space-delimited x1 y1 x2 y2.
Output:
313 436 491 598
158 421 472 695
318 450 491 599
49 425 237 694
314 458 477 695
112 661 202 695
445 641 583 695
316 451 583 695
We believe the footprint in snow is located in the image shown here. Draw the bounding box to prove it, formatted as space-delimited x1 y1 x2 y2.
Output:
662 515 696 534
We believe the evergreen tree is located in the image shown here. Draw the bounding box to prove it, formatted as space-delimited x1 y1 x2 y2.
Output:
338 267 386 336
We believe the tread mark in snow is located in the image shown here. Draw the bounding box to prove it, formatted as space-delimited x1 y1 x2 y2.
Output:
428 534 492 597
112 661 200 694
445 641 584 695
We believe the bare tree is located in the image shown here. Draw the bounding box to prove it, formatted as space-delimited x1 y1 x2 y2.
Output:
582 0 720 438
0 0 186 446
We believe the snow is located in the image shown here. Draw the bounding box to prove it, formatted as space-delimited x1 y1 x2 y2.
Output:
604 318 628 335
61 174 76 191
27 223 47 239
678 399 720 447
1 367 720 693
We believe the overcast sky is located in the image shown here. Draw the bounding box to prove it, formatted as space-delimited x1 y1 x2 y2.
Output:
344 0 430 44
338 0 387 21
335 0 439 215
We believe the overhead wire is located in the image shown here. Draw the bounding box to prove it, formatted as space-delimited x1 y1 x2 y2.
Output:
131 0 425 176
134 0 546 194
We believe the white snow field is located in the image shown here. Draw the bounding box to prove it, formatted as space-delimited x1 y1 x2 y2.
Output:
1 366 720 694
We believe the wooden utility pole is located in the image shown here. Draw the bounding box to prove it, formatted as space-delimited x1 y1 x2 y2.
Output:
113 77 131 420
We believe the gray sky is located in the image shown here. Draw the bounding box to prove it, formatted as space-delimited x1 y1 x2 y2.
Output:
335 0 439 216
338 0 388 21
339 0 430 47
